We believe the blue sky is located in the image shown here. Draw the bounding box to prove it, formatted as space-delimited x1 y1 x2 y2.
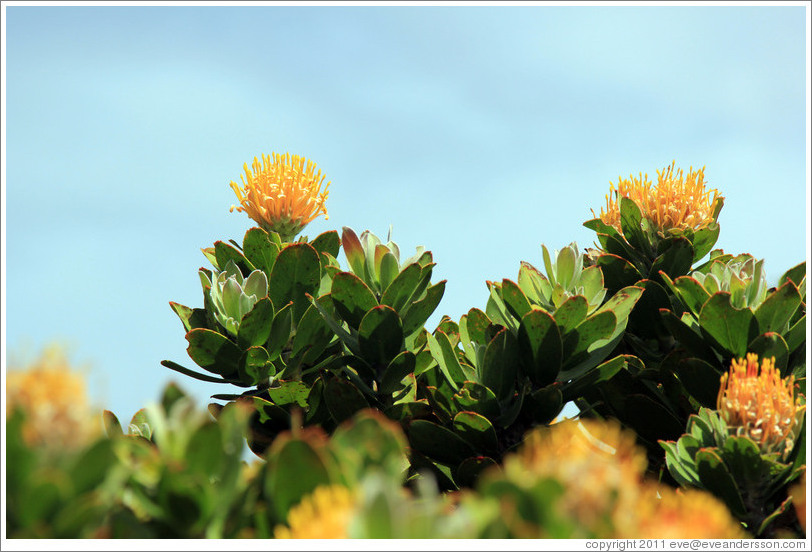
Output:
3 4 808 422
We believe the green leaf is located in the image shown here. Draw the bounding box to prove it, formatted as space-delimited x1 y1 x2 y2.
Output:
236 297 274 349
310 230 340 258
243 227 280 276
380 351 416 395
161 359 245 386
518 308 562 387
661 441 697 488
465 308 493 345
580 265 606 305
267 380 310 408
160 382 187 413
341 227 367 279
691 223 720 262
602 231 646 269
754 280 802 335
721 436 772 488
424 384 455 424
384 400 432 423
331 411 409 484
554 244 578 290
238 346 273 385
452 382 501 423
593 285 643 325
214 240 255 274
453 456 498 489
318 252 341 295
486 283 517 333
619 197 647 251
378 250 400 292
201 246 218 268
291 298 335 365
596 253 644 293
70 439 117 495
523 383 564 425
699 292 758 358
407 420 476 467
757 497 793 537
671 275 712 316
268 242 321 323
410 261 437 304
563 310 616 364
330 271 379 329
748 332 789 375
358 305 404 367
427 330 465 391
501 278 532 320
401 280 446 337
553 295 588 336
266 302 293 360
495 385 526 429
695 449 747 517
381 263 421 312
102 410 123 437
252 396 291 427
784 314 806 355
265 437 333 519
518 261 549 304
650 237 694 280
658 310 717 363
453 411 499 456
583 216 620 238
185 328 242 376
169 302 208 333
779 261 806 288
324 377 369 424
185 423 225 477
480 328 519 402
676 357 724 408
626 279 670 339
560 354 627 402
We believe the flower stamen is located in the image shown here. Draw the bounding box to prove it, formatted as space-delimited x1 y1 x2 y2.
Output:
229 152 330 240
717 353 805 460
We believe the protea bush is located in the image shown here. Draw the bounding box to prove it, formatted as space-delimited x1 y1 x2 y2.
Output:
5 155 807 540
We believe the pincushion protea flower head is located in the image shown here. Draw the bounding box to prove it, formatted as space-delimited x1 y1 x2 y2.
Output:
6 346 99 449
229 152 330 241
274 485 356 538
508 419 647 536
717 353 805 460
636 487 746 538
593 161 723 234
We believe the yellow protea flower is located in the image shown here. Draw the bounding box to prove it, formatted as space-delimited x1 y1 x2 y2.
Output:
636 486 746 538
593 161 722 234
717 353 805 460
229 152 330 240
507 419 647 536
274 485 356 539
6 345 99 449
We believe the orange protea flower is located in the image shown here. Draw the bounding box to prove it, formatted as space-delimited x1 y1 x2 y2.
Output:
229 152 330 240
274 485 356 539
789 471 807 535
6 346 99 449
717 353 805 460
636 486 746 538
507 419 647 536
593 161 722 234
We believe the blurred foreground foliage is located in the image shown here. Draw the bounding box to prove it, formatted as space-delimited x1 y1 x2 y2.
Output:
6 158 807 539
